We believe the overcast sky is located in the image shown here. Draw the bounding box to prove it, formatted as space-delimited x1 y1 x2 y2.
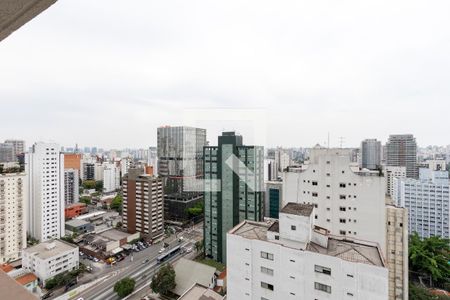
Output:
1 0 449 149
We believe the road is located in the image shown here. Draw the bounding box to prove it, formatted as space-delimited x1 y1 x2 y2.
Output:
67 230 199 300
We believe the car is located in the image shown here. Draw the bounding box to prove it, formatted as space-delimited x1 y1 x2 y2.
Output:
159 248 165 254
142 258 150 264
186 247 193 253
117 256 125 262
93 258 100 262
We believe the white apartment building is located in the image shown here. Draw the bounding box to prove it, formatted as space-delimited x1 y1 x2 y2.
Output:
385 166 407 198
4 139 26 157
26 142 65 242
0 172 27 263
275 148 291 172
103 163 120 193
227 203 389 300
94 162 104 181
282 148 387 251
393 168 450 238
22 239 79 283
64 169 79 205
120 157 131 177
426 159 447 171
282 147 408 300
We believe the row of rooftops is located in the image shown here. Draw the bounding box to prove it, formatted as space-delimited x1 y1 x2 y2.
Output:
229 202 385 268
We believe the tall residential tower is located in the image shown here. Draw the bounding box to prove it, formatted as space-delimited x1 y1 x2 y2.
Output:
204 132 264 263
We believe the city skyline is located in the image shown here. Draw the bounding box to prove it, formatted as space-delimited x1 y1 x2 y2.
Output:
1 0 450 148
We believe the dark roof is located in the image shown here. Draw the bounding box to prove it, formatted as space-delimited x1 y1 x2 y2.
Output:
268 221 279 233
280 203 314 216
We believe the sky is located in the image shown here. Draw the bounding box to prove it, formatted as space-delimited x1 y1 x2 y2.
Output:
1 0 449 149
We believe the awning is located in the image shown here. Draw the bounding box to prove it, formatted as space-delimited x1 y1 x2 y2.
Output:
111 247 123 255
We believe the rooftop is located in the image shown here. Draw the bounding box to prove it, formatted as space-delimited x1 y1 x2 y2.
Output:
173 258 216 296
98 229 130 241
66 219 90 227
15 273 38 285
230 221 385 268
0 264 14 273
24 240 77 260
280 203 314 216
178 283 225 300
0 270 37 300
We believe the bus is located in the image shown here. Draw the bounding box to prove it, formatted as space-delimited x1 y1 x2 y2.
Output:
156 245 181 264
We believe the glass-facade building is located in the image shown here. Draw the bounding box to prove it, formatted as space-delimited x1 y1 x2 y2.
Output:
203 132 264 263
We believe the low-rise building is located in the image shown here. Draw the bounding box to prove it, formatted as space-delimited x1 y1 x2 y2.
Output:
22 240 79 283
80 229 139 259
227 203 389 300
172 258 217 297
0 265 39 294
178 283 225 300
64 203 87 219
65 219 94 235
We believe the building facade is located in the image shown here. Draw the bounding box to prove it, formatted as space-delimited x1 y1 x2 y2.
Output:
157 126 206 222
26 142 65 242
227 203 389 300
361 139 381 170
386 134 418 179
22 240 79 283
0 172 27 263
393 169 449 238
103 163 120 193
122 168 164 241
63 153 82 171
0 143 15 163
4 140 25 158
204 132 264 263
282 147 408 300
385 166 407 198
265 181 283 218
64 169 79 205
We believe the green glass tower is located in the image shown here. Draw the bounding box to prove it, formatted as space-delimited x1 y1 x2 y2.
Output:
203 132 264 263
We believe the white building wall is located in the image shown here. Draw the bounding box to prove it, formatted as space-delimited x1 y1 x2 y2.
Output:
26 143 65 242
227 233 389 300
0 173 27 263
22 243 79 283
386 166 406 198
103 163 119 193
282 148 387 252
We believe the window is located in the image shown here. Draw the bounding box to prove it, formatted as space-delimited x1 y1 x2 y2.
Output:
291 225 296 231
315 265 331 275
315 282 331 294
312 192 318 197
347 274 354 278
261 251 274 261
261 266 274 276
312 181 318 186
347 292 354 296
339 183 346 188
340 195 346 200
339 207 346 211
261 282 274 291
339 218 346 223
340 230 346 235
275 235 279 240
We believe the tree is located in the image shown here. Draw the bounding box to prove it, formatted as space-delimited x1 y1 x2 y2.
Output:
150 264 176 296
195 240 204 253
187 202 204 218
95 180 103 192
82 180 96 189
114 277 135 298
409 233 450 286
116 222 123 229
111 194 123 213
79 196 91 205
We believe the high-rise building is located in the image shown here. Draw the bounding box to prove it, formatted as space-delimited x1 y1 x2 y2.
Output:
227 203 389 300
64 153 82 171
4 140 25 158
393 168 449 239
360 138 381 170
282 147 408 300
265 181 283 218
122 168 164 240
0 143 15 163
103 163 120 193
0 172 27 263
26 142 65 242
386 134 418 178
203 132 264 263
157 126 206 222
64 169 79 205
82 162 95 181
385 166 407 198
275 148 291 172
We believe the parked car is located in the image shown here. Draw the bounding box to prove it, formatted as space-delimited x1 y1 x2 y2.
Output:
142 258 150 264
159 248 165 254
